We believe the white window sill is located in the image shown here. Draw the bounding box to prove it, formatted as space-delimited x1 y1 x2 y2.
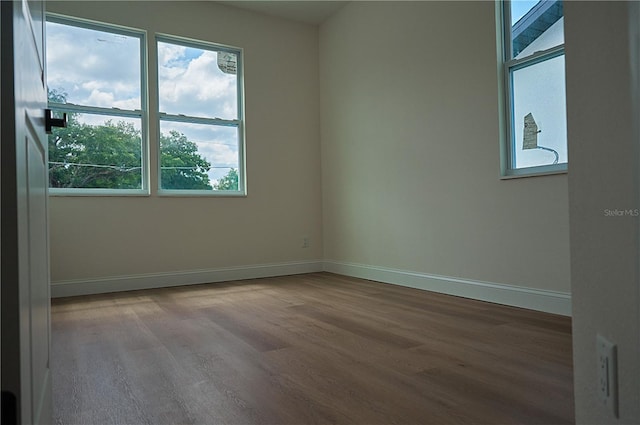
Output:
49 189 150 197
501 164 568 180
157 190 247 198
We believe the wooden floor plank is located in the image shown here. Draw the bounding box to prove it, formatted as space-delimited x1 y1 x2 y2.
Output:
52 272 574 425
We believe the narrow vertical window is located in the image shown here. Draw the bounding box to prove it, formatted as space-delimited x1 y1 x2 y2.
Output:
501 1 567 176
46 16 147 193
157 37 245 194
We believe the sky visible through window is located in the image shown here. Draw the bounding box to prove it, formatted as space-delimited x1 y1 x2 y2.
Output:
507 0 566 170
46 21 240 187
157 41 238 120
511 0 540 25
46 21 141 110
157 41 240 184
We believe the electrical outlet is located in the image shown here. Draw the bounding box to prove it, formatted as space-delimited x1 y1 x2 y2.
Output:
597 334 618 417
302 236 310 248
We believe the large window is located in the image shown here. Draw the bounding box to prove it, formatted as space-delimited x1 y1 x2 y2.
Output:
500 1 567 177
46 16 147 194
157 37 244 194
45 16 245 195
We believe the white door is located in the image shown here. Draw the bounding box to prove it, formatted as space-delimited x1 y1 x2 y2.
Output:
1 1 51 424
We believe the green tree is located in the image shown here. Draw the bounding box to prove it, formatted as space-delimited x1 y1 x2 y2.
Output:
48 89 213 190
214 168 239 191
160 131 212 190
49 112 143 189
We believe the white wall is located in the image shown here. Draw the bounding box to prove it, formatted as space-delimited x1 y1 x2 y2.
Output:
565 1 640 423
319 1 570 307
43 1 640 420
47 1 323 289
49 1 572 314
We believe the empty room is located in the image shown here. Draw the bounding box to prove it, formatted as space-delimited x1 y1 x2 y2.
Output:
1 1 639 424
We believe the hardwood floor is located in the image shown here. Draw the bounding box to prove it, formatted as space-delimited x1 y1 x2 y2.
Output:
51 272 574 425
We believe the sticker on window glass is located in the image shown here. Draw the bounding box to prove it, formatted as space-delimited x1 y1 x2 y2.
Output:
217 52 237 75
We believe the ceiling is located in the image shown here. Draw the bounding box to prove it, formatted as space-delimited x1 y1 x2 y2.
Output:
216 1 349 25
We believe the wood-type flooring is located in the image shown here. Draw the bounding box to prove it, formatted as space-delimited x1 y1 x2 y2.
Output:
52 272 574 425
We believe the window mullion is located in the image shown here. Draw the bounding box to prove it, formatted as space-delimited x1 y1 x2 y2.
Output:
159 113 240 128
505 64 516 170
502 0 513 61
506 44 565 71
48 102 143 119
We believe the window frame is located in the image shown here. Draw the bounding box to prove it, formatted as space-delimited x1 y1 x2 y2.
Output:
46 14 150 196
155 34 246 197
499 1 568 179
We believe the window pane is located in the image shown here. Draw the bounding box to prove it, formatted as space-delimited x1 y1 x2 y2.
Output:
510 0 563 59
159 121 240 191
48 113 142 189
46 21 141 109
511 54 567 169
158 41 238 120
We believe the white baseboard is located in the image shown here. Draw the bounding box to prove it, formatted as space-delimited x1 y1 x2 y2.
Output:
51 260 324 298
323 260 571 316
51 259 571 316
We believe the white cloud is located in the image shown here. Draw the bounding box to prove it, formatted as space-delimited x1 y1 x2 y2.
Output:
47 22 241 181
85 89 114 107
158 42 238 119
46 22 141 108
47 23 238 121
158 43 186 66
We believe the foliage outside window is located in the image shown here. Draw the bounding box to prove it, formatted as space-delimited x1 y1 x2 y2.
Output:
501 0 567 177
46 16 245 195
157 37 244 194
46 17 147 193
